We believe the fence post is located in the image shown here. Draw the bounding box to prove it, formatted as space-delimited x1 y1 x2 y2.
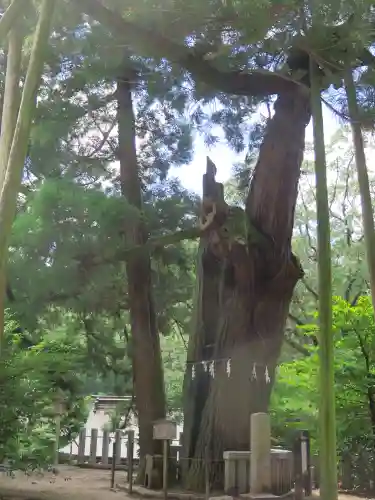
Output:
115 430 122 464
102 430 110 465
205 447 210 500
312 454 319 489
293 433 303 500
340 451 351 490
54 413 61 466
89 428 98 465
111 441 117 489
358 451 368 492
127 430 134 493
163 439 169 500
179 432 186 479
78 428 86 464
301 430 312 496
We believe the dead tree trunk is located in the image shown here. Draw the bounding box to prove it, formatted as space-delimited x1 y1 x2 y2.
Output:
117 69 166 470
182 88 311 490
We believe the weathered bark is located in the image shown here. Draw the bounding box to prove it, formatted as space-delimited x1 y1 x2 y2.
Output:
117 70 166 467
182 88 310 490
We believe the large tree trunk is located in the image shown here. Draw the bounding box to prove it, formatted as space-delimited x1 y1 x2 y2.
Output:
117 70 166 466
182 88 311 491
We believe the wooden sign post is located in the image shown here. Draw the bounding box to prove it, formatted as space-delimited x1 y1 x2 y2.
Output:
153 419 177 500
127 430 135 494
111 440 117 489
301 430 312 496
53 394 65 467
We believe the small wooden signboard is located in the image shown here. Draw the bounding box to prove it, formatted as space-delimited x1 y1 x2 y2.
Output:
153 419 177 441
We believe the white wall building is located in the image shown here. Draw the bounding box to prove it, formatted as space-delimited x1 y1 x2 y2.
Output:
60 395 182 460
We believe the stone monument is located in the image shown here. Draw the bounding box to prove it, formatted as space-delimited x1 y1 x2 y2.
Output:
250 412 272 494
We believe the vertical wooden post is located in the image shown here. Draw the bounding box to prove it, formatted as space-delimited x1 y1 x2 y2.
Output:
54 413 61 466
293 433 303 500
102 430 110 465
53 397 64 467
179 432 183 460
170 446 178 459
313 454 320 489
128 430 134 493
301 430 312 496
78 428 86 464
340 451 352 491
89 428 98 464
163 439 168 500
205 447 210 500
178 431 183 476
115 430 122 464
358 451 368 492
111 441 117 489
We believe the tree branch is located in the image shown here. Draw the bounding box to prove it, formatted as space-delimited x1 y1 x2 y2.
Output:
288 313 319 346
301 278 319 300
288 312 304 326
300 192 317 260
75 0 295 97
173 318 188 351
350 289 363 307
355 328 370 373
284 336 311 356
88 117 116 158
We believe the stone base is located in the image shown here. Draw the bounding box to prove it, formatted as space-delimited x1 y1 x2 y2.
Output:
209 496 234 500
240 492 294 500
241 494 278 500
223 449 293 496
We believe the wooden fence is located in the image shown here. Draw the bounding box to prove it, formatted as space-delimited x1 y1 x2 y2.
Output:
311 450 375 496
60 428 375 498
66 428 182 468
69 429 297 496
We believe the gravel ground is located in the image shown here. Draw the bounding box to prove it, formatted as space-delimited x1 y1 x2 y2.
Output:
0 467 373 500
0 465 124 499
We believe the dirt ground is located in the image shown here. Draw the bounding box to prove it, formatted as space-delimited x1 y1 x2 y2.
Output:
0 465 125 500
0 466 373 500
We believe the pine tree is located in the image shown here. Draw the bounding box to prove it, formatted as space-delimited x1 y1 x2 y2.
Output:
5 9 198 468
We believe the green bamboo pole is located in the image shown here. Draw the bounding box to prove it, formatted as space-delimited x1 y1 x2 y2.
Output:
310 57 337 500
0 0 56 340
0 28 23 189
0 0 28 44
344 69 375 312
0 26 23 344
